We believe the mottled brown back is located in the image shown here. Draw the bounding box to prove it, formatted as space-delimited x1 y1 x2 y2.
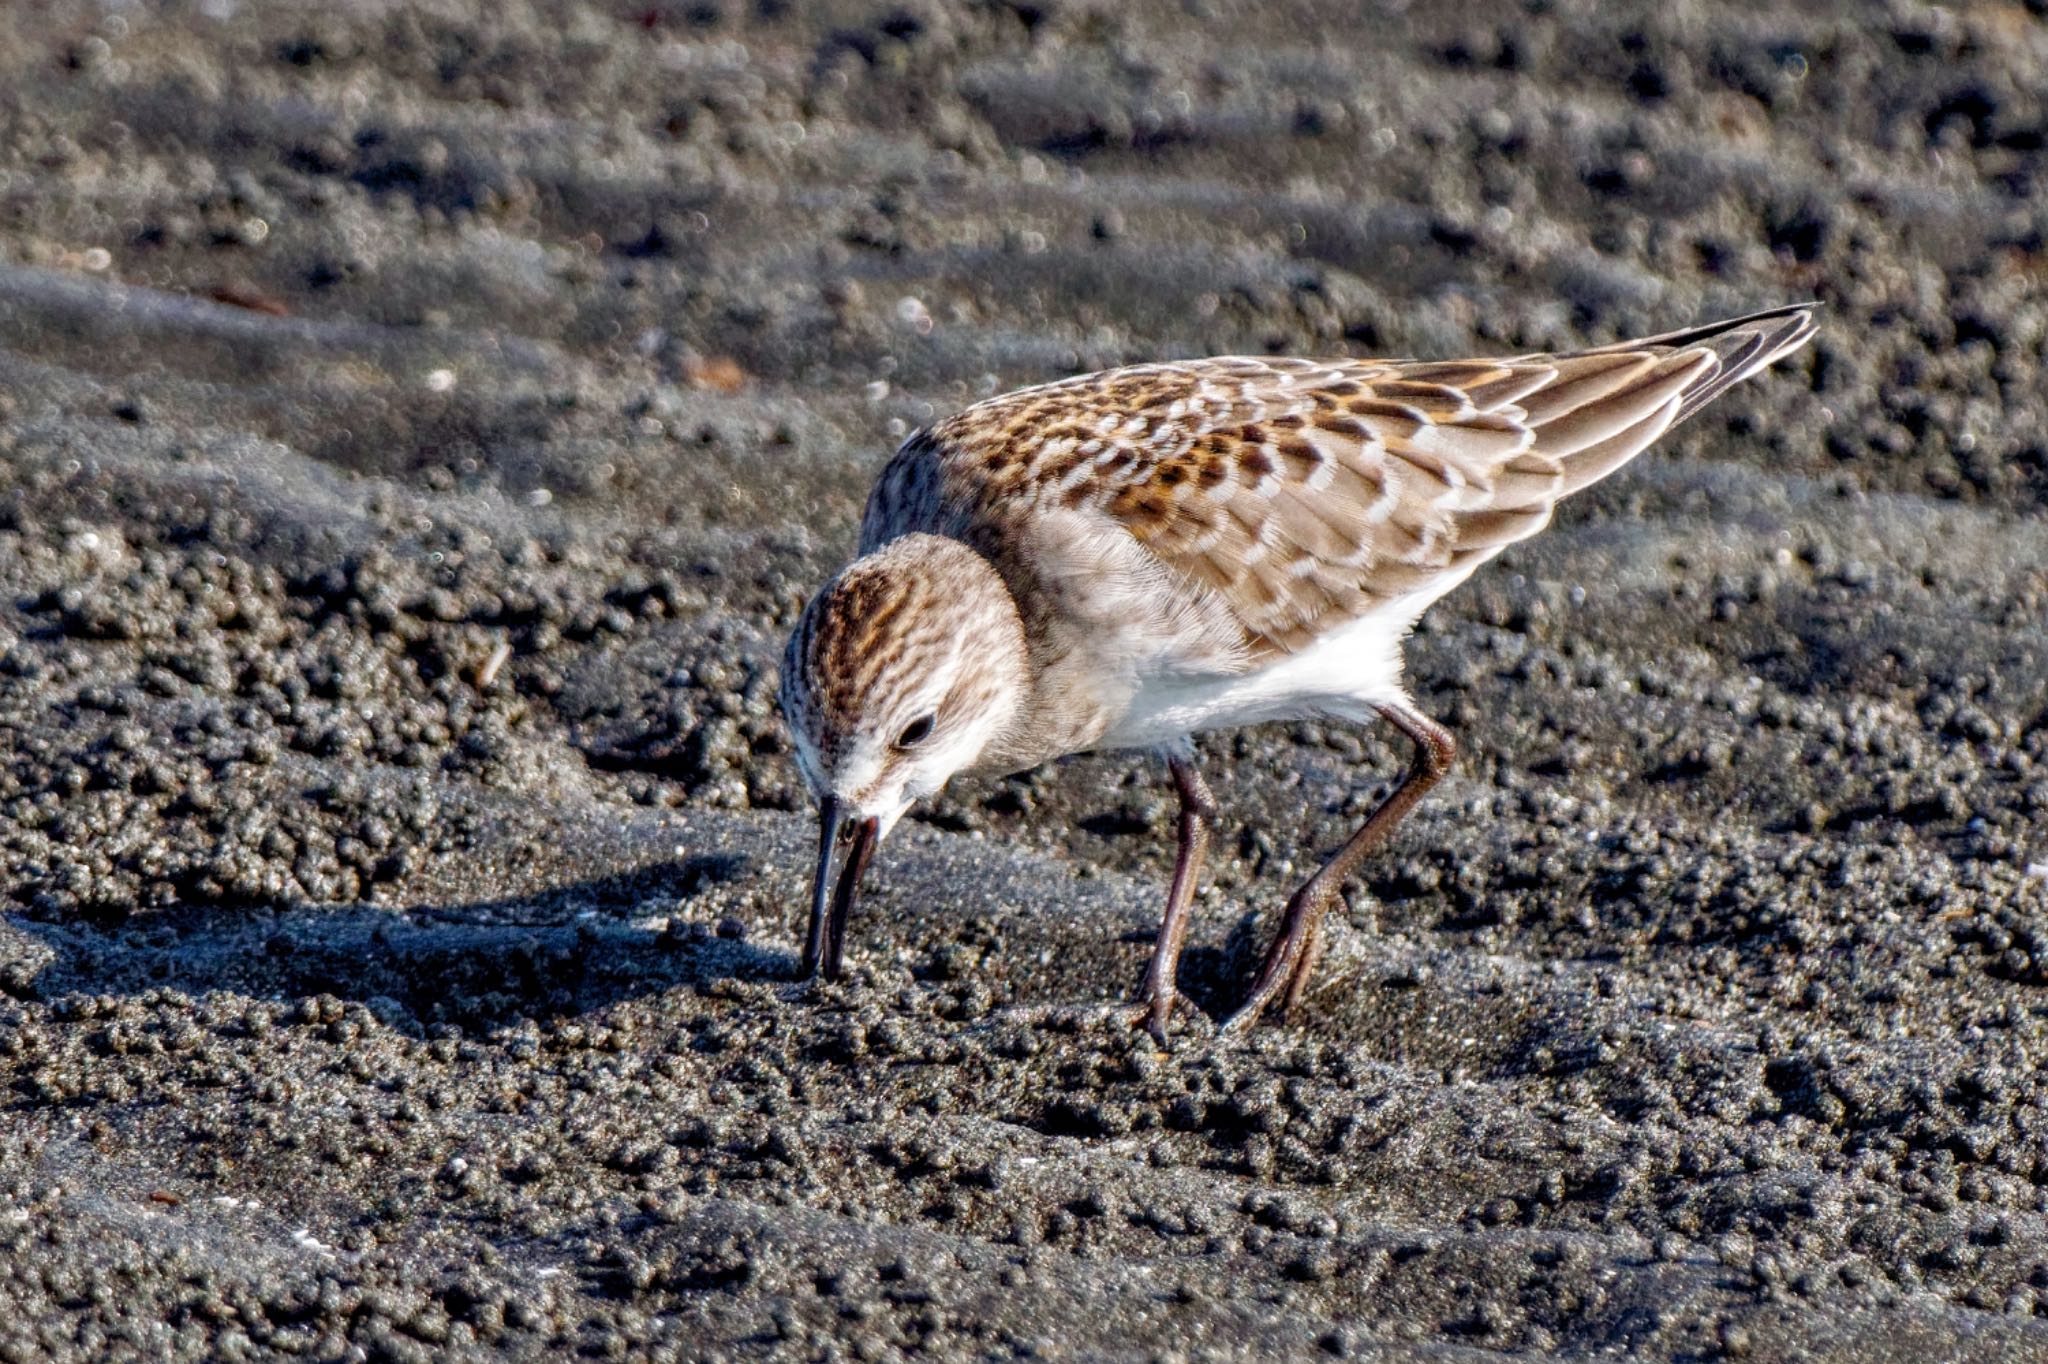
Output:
864 305 1816 658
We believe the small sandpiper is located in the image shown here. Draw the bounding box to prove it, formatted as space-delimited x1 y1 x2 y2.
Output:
779 305 1817 1035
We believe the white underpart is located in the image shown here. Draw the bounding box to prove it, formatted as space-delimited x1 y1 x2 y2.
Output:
1096 568 1483 750
1096 610 1399 747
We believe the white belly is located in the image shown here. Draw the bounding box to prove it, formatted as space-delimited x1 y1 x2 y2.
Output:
1096 602 1418 750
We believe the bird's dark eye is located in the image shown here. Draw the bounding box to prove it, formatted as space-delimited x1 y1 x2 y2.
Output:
896 715 935 748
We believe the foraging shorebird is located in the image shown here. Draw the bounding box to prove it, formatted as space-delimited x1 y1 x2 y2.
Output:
779 304 1818 1035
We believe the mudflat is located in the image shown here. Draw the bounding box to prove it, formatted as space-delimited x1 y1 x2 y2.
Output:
2 3 2046 1360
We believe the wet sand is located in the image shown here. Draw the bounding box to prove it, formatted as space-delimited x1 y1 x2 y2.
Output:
3 1 2047 1359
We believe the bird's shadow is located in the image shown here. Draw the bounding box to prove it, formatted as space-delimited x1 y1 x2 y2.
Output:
3 850 1260 1035
2 855 797 1037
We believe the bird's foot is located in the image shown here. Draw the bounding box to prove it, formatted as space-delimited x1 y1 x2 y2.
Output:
1220 887 1328 1035
1130 985 1196 1045
1218 990 1278 1036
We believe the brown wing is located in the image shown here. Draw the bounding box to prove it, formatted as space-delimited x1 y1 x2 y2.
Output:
878 304 1817 658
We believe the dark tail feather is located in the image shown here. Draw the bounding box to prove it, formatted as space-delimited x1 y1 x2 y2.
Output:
1566 302 1817 426
1666 304 1820 425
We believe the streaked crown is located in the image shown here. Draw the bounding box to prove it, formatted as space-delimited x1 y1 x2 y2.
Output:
780 533 1027 821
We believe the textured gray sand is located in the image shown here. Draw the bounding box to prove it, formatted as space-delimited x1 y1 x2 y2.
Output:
3 1 2048 1360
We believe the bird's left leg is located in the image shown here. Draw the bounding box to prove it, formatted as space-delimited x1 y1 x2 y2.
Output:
1132 750 1218 1040
1223 699 1454 1033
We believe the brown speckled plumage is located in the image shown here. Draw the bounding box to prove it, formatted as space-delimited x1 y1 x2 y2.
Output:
865 307 1815 661
781 304 1819 1031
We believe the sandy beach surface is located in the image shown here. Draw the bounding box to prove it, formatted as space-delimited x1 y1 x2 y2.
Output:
3 1 2048 1359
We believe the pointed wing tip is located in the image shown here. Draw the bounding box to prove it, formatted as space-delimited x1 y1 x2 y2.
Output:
1606 300 1821 355
1666 303 1820 424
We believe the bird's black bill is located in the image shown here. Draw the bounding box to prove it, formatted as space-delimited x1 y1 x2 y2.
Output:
800 796 842 979
800 797 879 981
826 816 878 977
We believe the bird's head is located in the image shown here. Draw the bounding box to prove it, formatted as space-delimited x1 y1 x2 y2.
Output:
779 533 1027 977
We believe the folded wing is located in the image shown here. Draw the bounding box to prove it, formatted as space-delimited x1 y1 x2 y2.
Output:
883 304 1817 659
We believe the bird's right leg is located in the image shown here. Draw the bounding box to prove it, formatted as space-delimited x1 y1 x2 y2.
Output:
1223 699 1455 1032
1133 751 1217 1040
